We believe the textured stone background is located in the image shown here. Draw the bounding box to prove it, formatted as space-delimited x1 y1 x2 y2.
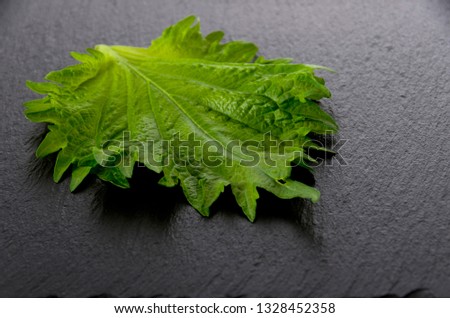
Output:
1 0 449 297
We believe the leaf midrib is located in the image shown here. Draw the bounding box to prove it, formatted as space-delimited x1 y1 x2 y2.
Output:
103 45 253 163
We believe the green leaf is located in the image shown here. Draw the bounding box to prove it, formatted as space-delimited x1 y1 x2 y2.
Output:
24 15 337 221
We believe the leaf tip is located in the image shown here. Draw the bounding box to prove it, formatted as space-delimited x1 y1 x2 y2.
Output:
52 152 72 183
70 166 91 192
310 190 320 203
25 80 40 92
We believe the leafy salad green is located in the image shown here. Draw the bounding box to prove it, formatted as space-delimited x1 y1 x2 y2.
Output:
25 16 337 221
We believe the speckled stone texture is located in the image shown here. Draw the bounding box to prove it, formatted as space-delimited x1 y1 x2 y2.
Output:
1 0 449 297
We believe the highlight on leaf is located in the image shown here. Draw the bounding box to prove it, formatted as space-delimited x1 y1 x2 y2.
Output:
24 15 338 222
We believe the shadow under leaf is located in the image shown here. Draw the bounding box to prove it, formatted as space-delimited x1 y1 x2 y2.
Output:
92 166 179 226
26 123 335 232
25 125 56 185
93 164 320 229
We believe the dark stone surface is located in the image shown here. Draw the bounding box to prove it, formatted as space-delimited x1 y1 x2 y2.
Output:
1 0 449 297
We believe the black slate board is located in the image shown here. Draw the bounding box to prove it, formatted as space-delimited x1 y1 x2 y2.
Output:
1 0 449 297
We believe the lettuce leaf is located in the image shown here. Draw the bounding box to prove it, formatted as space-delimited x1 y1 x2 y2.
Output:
24 16 338 221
